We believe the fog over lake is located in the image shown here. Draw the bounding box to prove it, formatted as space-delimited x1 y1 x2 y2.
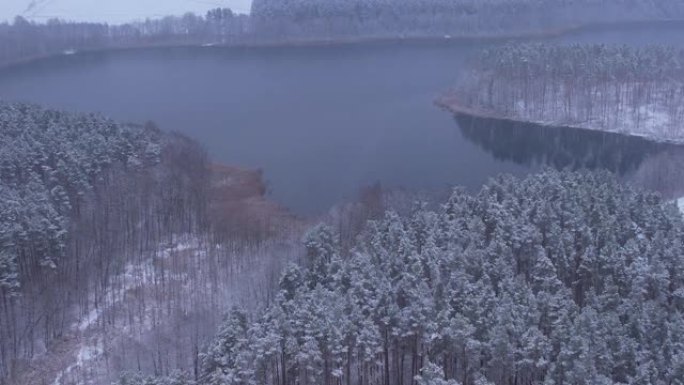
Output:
1 22 683 213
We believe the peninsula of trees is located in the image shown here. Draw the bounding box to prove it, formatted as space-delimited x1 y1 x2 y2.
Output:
439 44 684 144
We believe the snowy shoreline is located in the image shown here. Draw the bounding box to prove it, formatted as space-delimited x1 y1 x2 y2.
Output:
436 94 684 146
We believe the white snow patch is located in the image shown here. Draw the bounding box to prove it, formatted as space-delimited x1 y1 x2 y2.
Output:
172 240 195 252
52 339 103 385
57 236 204 384
496 85 684 144
74 259 152 332
74 236 199 332
678 197 684 214
77 340 103 363
51 234 301 385
77 307 101 332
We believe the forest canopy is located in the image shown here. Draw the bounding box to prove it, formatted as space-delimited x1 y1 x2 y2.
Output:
192 170 684 385
0 102 162 293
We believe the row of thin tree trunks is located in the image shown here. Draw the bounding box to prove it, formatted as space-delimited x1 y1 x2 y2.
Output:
471 76 684 137
255 333 545 385
0 137 214 384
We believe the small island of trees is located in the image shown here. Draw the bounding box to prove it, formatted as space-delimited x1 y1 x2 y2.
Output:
440 44 684 143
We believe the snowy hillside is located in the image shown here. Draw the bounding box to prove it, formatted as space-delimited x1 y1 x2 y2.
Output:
0 0 252 24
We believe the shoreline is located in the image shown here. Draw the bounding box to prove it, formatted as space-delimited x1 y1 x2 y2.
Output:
435 94 684 146
208 163 304 237
2 19 684 72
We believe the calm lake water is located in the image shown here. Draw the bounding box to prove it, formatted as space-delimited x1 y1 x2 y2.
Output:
1 23 683 213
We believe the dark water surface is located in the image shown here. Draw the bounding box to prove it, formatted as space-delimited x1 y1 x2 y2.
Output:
1 23 683 213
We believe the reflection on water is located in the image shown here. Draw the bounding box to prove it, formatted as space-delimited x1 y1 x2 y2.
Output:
456 113 684 199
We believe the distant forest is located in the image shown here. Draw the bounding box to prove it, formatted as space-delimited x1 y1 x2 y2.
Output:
250 0 684 38
0 9 248 67
3 0 684 68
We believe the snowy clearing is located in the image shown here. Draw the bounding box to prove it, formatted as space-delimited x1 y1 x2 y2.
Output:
0 0 252 24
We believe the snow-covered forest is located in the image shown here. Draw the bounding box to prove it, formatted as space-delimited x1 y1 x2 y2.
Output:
5 0 684 69
3 105 684 385
0 103 303 385
2 2 684 385
124 170 684 385
0 9 247 68
0 103 200 382
250 0 684 39
443 44 684 143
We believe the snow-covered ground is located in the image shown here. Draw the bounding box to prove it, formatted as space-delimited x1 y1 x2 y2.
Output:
52 340 103 385
50 238 201 385
452 81 684 144
19 233 302 385
507 93 683 144
678 197 684 214
0 0 252 24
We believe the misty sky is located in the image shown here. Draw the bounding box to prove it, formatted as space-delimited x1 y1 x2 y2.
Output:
0 0 252 24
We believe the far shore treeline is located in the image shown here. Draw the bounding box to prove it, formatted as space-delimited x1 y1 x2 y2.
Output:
3 0 684 68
